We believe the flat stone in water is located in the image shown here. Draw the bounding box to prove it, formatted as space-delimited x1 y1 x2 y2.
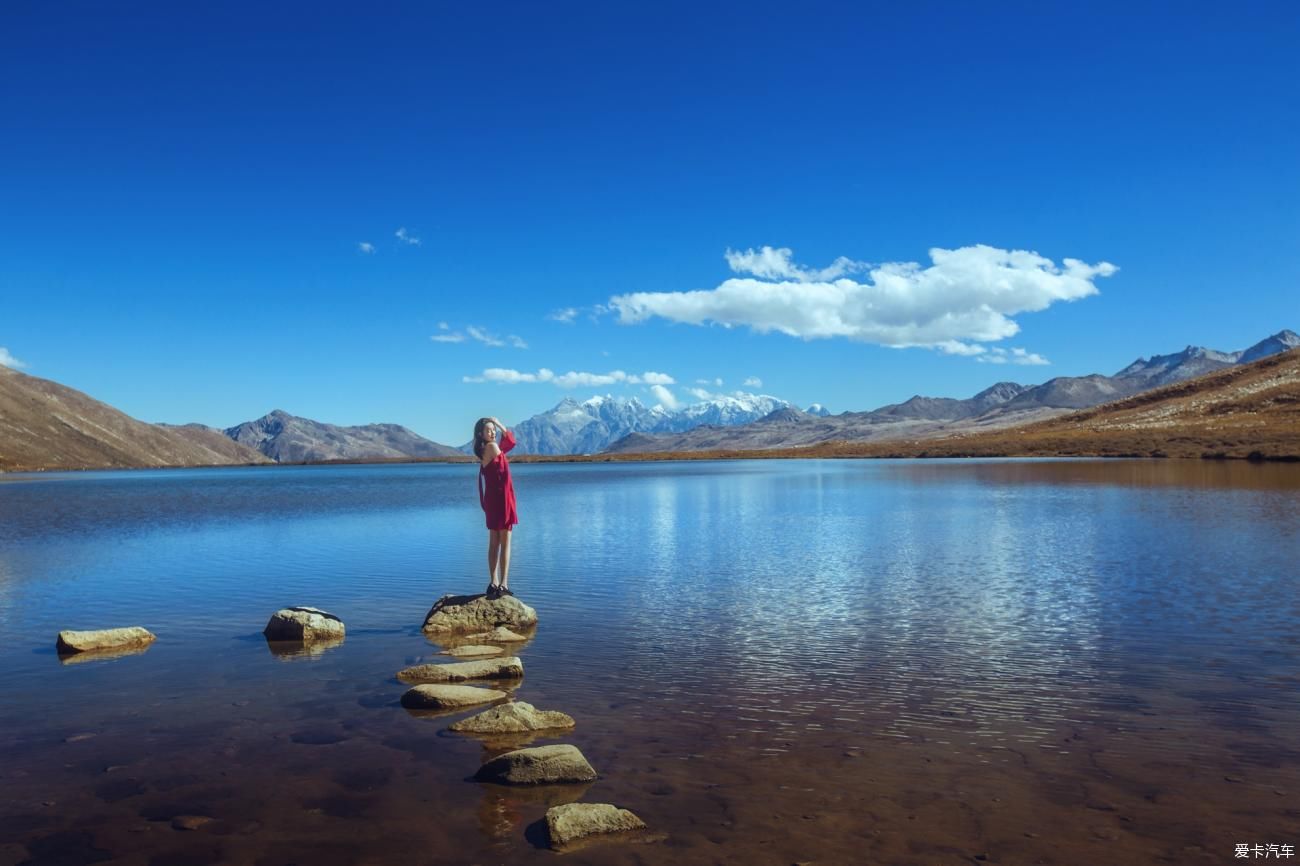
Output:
56 627 156 655
400 684 507 710
475 744 597 785
448 701 575 735
396 657 523 683
545 802 648 850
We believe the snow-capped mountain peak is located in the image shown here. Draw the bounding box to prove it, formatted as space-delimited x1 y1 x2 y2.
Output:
505 391 794 454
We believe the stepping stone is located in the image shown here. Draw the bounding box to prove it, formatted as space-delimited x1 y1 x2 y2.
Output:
475 744 597 785
56 627 156 655
449 702 575 734
262 607 344 641
442 644 503 658
396 657 523 684
422 594 538 635
545 803 648 850
400 684 506 710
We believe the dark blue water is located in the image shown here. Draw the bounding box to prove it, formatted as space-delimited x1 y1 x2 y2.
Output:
1 459 1297 865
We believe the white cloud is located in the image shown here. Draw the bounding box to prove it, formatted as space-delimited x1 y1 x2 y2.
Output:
0 348 26 369
395 227 421 246
650 384 679 410
358 241 375 254
463 368 676 388
433 324 527 348
547 307 578 324
464 326 500 346
687 387 713 400
464 367 556 384
977 347 1051 366
553 370 628 388
610 244 1116 354
695 377 724 386
725 246 864 282
743 376 763 387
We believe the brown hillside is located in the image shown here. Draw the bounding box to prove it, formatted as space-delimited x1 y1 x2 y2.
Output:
0 366 270 472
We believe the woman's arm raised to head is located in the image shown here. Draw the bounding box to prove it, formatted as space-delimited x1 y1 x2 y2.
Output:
490 418 516 454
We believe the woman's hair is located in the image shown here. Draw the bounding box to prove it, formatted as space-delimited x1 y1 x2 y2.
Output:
472 417 494 460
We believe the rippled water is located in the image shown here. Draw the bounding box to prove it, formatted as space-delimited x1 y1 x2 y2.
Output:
1 459 1297 865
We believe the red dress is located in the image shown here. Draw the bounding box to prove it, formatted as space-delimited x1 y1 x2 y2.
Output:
479 429 518 531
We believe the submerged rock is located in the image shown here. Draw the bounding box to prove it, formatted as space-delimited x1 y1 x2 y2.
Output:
475 744 597 785
481 625 530 642
400 684 507 710
442 644 503 658
396 657 523 684
448 701 575 735
56 627 156 655
422 594 537 635
262 607 345 641
171 815 213 831
545 803 648 850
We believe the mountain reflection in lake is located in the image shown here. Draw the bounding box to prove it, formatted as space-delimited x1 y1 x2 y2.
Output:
0 459 1297 865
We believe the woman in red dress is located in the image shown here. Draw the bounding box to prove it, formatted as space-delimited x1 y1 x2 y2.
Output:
473 416 518 599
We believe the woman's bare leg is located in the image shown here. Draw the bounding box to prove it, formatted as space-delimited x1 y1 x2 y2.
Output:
499 530 512 590
487 531 501 589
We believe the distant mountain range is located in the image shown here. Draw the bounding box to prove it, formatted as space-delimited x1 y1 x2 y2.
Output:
224 410 464 463
486 392 790 455
2 329 1294 471
604 329 1300 454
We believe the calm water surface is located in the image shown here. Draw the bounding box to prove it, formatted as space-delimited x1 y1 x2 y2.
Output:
0 459 1297 865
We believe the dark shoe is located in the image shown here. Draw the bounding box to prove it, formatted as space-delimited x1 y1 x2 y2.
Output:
498 587 514 598
485 584 500 599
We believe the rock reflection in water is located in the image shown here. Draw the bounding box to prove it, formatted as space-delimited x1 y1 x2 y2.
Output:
56 642 154 666
264 636 345 660
476 781 591 844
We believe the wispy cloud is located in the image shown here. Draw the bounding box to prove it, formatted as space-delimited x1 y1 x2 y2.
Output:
432 324 527 348
976 347 1051 365
650 384 679 410
463 368 676 388
610 245 1115 357
0 347 26 369
466 326 504 347
395 227 421 246
743 376 763 387
695 377 723 386
358 241 375 254
547 307 579 324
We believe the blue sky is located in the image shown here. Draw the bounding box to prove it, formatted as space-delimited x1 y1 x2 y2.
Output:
2 1 1297 445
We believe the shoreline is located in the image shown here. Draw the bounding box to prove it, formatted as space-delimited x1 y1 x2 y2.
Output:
3 446 1297 476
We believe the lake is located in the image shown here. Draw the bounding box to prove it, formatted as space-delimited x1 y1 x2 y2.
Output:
1 459 1297 865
